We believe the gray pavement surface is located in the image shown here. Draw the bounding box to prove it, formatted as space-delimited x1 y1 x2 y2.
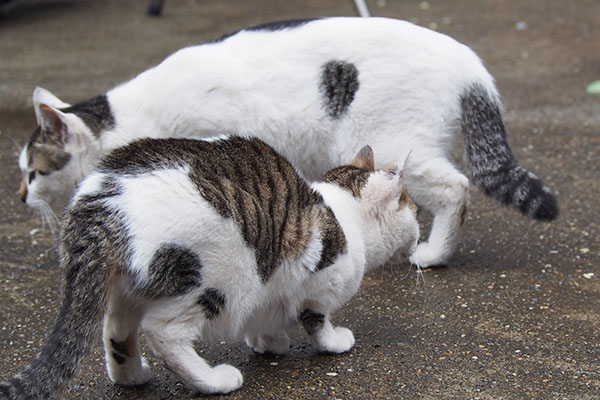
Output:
0 0 598 399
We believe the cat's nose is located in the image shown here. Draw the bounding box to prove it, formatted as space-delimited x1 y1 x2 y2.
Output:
18 181 28 203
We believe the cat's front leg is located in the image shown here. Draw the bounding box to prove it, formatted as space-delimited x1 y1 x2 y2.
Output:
245 332 291 355
299 309 355 354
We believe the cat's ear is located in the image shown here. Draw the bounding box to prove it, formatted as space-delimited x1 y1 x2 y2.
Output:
381 149 412 179
37 104 70 148
350 145 375 171
382 163 403 178
33 87 70 125
361 164 404 205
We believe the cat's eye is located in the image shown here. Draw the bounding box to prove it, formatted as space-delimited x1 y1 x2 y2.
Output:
28 171 36 184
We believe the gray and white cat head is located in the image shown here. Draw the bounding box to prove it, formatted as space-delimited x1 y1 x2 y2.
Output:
18 87 103 212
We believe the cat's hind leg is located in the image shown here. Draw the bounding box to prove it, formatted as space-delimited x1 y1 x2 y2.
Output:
300 309 355 354
103 290 152 386
245 332 291 355
144 310 243 395
406 157 470 268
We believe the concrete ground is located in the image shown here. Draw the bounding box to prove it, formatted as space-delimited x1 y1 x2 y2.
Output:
0 0 598 399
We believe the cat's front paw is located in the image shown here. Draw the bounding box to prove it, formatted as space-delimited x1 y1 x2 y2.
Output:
109 356 153 386
198 364 243 395
245 333 290 355
316 327 355 354
409 241 448 268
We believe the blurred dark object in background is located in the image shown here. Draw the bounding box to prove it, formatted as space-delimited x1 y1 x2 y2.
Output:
146 0 164 16
144 0 371 17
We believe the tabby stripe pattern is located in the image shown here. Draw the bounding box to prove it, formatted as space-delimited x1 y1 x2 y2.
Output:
100 137 347 282
198 288 226 319
461 84 558 220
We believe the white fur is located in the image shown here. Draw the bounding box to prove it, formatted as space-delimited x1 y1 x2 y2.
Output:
83 159 419 394
22 17 497 266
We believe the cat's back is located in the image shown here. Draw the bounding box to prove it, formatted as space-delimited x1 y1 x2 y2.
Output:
124 17 479 88
75 136 324 282
98 136 310 203
168 17 479 67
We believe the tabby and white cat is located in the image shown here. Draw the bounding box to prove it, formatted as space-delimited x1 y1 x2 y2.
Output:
2 136 419 398
17 17 557 267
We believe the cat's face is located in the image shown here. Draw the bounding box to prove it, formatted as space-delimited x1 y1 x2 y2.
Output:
322 146 420 269
18 88 97 214
18 136 77 213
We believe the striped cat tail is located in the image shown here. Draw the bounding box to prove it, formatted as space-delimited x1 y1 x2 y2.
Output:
0 200 118 400
461 83 558 221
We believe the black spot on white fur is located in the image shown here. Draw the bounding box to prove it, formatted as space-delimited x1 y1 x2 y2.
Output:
245 18 317 33
321 60 359 118
62 94 115 136
461 84 558 220
141 244 203 298
299 309 325 335
112 353 126 365
210 18 317 43
110 339 130 357
198 288 226 319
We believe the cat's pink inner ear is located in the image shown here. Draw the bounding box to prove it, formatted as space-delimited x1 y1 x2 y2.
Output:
39 105 68 147
350 145 375 171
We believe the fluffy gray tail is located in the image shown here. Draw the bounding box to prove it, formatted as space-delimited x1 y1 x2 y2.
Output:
461 84 558 221
0 200 119 399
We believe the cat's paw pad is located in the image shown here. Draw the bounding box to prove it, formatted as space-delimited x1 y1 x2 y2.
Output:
200 364 243 395
109 356 153 386
246 334 290 355
409 242 447 268
317 327 355 354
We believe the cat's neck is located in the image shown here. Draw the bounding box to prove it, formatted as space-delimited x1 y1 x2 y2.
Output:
102 47 229 148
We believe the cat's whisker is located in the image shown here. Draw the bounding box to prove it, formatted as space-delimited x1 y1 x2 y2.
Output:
380 262 389 280
8 136 24 157
398 262 414 281
414 261 425 286
39 202 57 235
29 199 60 238
388 263 399 279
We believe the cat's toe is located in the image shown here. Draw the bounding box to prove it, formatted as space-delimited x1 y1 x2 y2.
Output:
409 242 449 268
245 335 262 353
245 334 290 355
245 335 271 355
267 337 290 355
318 327 355 354
109 357 153 386
203 364 243 394
137 357 153 383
